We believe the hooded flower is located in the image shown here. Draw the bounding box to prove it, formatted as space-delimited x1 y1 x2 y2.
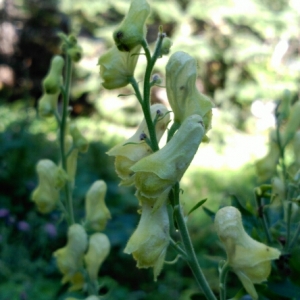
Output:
99 45 141 89
166 51 214 139
131 114 204 199
124 202 169 281
53 224 88 291
113 0 150 52
38 92 60 117
107 104 170 186
84 233 110 281
214 206 281 300
85 180 111 231
42 55 64 94
31 159 60 214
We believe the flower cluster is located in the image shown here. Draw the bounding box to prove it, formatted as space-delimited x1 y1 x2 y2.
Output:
53 180 111 292
100 0 213 280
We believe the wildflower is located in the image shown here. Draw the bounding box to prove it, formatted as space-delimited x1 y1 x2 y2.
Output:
42 55 64 94
165 51 214 139
214 206 281 300
113 0 150 52
107 104 170 186
38 92 59 117
53 224 88 291
131 114 204 199
99 45 141 90
31 159 60 214
85 180 111 231
84 233 110 281
124 202 169 281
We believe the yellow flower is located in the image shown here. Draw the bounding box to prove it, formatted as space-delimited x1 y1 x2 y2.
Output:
99 45 141 89
113 0 150 51
31 159 60 214
214 206 281 300
84 233 110 281
165 51 214 139
107 104 170 186
131 114 204 198
85 180 111 231
53 224 88 291
124 202 169 281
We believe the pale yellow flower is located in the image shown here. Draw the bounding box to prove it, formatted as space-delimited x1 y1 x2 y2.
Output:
124 202 169 281
131 114 204 198
53 224 88 291
113 0 150 51
215 206 281 300
107 104 170 186
84 233 110 281
85 180 111 231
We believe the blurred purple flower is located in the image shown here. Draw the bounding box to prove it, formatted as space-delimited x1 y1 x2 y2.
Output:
0 208 9 218
44 223 57 238
17 221 30 232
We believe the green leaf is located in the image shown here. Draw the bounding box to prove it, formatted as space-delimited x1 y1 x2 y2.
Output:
202 206 215 219
187 198 207 216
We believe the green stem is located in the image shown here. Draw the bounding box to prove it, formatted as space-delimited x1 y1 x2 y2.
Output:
140 35 165 152
219 261 230 300
170 238 187 259
129 76 143 105
285 201 293 250
173 184 217 300
255 192 272 244
60 54 75 225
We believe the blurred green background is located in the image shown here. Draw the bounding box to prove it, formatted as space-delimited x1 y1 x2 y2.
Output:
1 0 300 299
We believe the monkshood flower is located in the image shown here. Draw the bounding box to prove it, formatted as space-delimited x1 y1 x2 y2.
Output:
107 104 170 186
131 114 204 199
166 51 214 140
84 233 110 281
69 123 89 153
85 180 111 231
31 159 60 214
214 206 281 300
42 55 64 94
113 0 150 52
98 45 141 89
124 202 169 281
53 224 88 291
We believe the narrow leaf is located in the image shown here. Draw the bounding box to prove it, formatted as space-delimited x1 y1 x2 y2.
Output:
187 198 207 216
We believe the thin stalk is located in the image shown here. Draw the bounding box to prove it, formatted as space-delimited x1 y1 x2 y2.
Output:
173 183 217 300
289 221 300 250
170 238 187 259
140 35 165 152
129 76 143 105
219 261 230 300
285 201 293 250
60 54 75 225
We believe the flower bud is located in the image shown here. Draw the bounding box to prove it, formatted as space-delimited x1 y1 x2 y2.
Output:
84 233 110 281
113 0 150 51
69 123 89 153
99 45 141 89
31 159 60 214
38 92 59 117
215 206 281 300
85 180 111 231
107 104 170 186
53 224 88 290
67 149 78 186
131 114 204 198
166 51 214 137
67 45 82 63
160 37 172 56
42 55 64 94
124 202 169 281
